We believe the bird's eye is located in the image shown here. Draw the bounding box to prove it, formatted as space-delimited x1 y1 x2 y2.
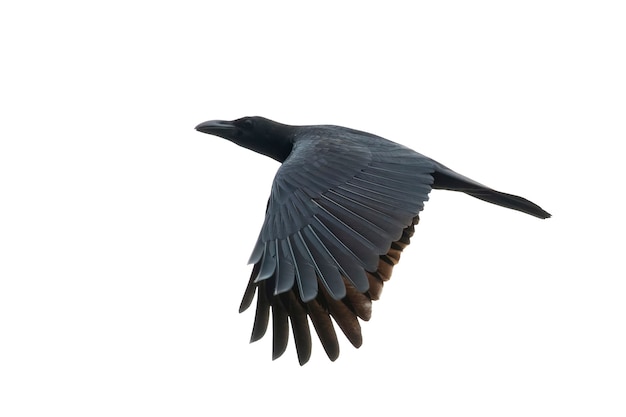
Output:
243 118 254 129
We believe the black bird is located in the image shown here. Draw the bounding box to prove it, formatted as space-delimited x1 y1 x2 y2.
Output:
196 116 550 365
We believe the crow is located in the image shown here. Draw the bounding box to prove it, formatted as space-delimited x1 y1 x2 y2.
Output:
195 116 550 365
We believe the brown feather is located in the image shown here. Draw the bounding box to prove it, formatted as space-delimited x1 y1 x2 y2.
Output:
322 283 363 348
306 298 340 361
281 291 312 366
343 279 372 321
366 271 384 300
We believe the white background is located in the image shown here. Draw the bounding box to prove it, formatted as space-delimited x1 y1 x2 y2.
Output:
1 1 625 416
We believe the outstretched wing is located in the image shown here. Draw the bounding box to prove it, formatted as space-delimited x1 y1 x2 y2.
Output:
240 129 435 364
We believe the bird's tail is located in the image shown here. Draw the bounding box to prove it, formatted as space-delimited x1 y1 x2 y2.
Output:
431 166 551 219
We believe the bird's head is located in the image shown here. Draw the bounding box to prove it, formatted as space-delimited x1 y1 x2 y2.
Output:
195 116 294 162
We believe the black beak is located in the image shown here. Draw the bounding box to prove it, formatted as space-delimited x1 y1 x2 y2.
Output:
195 120 237 135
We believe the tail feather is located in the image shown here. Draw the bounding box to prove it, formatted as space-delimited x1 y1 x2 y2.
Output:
431 167 551 219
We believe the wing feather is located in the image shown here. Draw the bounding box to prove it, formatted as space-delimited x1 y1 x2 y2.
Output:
250 282 270 343
274 240 295 294
306 299 340 361
300 226 346 300
255 241 276 282
289 234 318 302
271 301 289 360
282 291 312 366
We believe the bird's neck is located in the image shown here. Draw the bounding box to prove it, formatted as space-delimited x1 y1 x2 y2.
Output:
248 124 295 163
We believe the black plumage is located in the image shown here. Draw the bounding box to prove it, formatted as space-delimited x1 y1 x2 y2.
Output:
196 116 550 365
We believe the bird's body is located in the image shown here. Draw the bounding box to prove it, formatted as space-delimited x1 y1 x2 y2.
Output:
196 116 550 365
